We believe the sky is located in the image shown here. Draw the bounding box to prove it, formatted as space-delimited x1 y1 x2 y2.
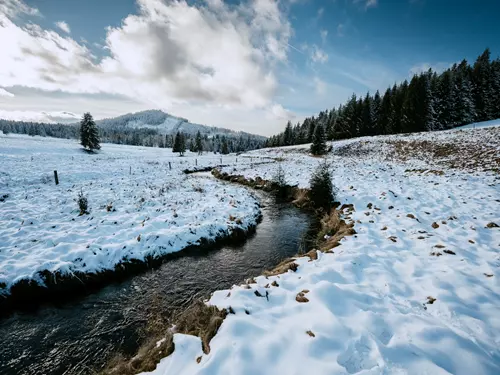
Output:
0 0 499 136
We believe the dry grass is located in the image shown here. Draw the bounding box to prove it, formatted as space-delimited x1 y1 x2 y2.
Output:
264 258 299 276
101 300 227 375
317 208 356 252
291 188 310 208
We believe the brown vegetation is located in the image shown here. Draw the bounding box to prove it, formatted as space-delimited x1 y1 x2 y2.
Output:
102 300 227 375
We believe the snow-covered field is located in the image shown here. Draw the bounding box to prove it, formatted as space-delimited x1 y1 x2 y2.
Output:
0 134 264 294
145 125 500 375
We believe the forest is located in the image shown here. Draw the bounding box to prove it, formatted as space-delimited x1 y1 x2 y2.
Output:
0 118 265 154
266 48 500 147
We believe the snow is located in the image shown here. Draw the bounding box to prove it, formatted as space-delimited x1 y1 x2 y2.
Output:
456 118 500 129
0 134 263 293
142 125 500 375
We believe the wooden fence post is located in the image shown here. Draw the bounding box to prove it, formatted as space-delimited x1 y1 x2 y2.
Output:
169 162 172 170
195 159 197 166
54 170 59 185
129 166 131 175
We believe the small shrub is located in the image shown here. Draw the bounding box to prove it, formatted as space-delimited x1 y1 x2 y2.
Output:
309 161 336 211
77 190 89 215
272 162 287 198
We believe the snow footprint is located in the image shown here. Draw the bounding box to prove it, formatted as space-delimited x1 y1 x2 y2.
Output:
337 334 382 374
368 314 394 345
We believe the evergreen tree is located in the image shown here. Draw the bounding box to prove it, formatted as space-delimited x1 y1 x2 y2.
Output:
310 124 327 155
283 121 293 145
309 161 336 211
371 91 382 135
173 131 186 156
361 93 375 137
80 112 101 151
472 48 493 121
379 88 395 134
195 131 203 155
221 136 229 154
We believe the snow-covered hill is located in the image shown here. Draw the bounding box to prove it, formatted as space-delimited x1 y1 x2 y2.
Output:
142 125 500 375
95 110 266 140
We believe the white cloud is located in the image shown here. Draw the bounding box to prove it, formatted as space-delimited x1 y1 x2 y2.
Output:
0 88 14 97
317 7 324 18
0 0 40 18
409 62 451 76
55 21 71 34
0 0 293 130
353 0 378 10
0 110 80 123
310 45 328 64
320 29 328 43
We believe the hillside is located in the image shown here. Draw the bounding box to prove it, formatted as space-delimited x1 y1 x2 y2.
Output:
0 110 266 152
95 110 266 140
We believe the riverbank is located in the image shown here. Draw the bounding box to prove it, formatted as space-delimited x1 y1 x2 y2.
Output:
0 173 314 375
103 167 357 375
135 126 500 375
0 135 262 314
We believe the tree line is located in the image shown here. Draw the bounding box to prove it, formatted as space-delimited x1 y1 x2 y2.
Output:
0 119 265 154
266 48 500 148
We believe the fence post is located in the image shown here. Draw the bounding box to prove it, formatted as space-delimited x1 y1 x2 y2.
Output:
54 170 59 185
195 159 197 166
169 162 172 170
129 166 131 175
220 157 222 164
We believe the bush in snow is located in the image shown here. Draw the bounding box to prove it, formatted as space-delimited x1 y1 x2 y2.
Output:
77 190 89 215
272 162 288 198
309 161 336 211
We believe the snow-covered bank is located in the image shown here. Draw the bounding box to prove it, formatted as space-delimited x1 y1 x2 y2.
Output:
143 125 500 375
0 135 263 297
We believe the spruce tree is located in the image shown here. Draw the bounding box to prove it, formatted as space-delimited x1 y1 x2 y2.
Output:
195 131 203 155
309 161 335 211
173 131 185 156
472 48 493 121
361 93 374 137
221 136 229 154
80 112 100 151
310 124 327 155
283 121 293 145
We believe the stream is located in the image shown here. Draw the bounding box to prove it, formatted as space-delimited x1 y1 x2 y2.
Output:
0 173 314 375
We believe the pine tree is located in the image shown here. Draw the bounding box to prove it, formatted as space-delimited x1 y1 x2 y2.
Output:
309 161 336 211
422 71 436 131
361 93 374 137
379 88 395 134
472 48 493 121
283 121 293 145
310 124 327 155
80 112 101 151
173 131 185 156
195 131 203 155
221 136 229 154
371 91 381 135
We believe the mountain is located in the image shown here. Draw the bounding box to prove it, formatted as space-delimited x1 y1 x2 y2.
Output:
0 109 266 152
95 110 266 140
0 110 80 124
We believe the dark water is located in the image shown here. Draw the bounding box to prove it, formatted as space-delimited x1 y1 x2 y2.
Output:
0 175 313 375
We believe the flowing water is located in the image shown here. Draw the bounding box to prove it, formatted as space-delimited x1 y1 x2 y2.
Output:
0 174 313 375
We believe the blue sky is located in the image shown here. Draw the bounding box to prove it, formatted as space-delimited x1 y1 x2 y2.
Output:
0 0 498 135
